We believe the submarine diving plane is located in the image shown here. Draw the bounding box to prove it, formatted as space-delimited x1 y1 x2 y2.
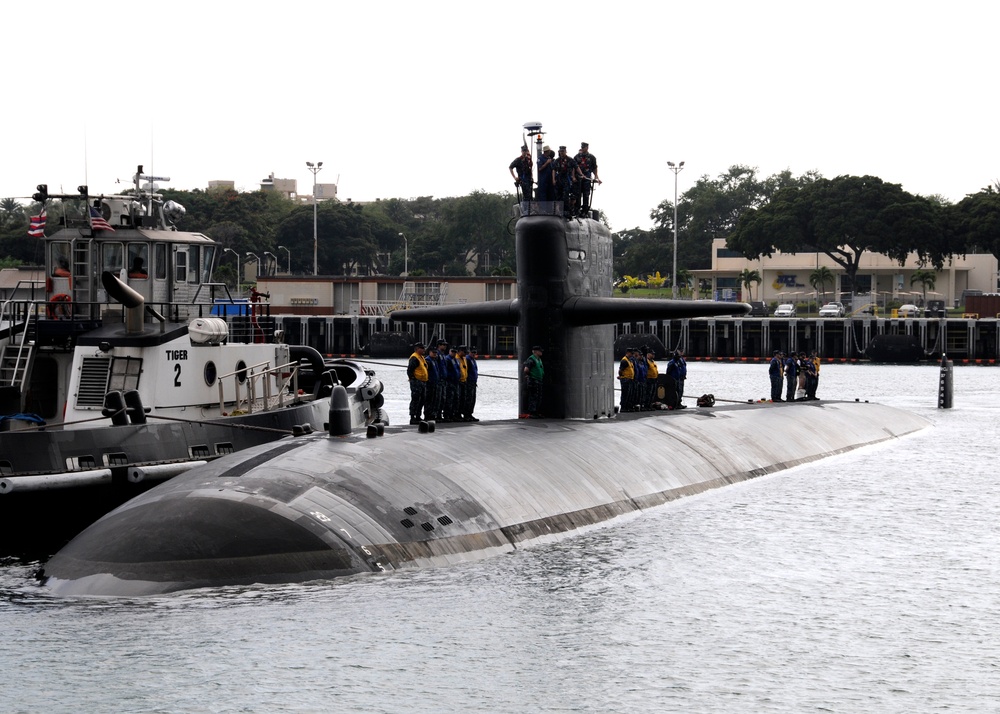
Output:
39 126 929 596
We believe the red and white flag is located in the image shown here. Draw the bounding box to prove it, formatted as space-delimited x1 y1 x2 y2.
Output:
89 206 115 232
27 209 46 238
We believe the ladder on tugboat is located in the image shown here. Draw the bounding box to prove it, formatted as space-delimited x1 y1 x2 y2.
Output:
0 295 36 413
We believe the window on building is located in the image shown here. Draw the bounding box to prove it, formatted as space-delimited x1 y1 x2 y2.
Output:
716 248 744 259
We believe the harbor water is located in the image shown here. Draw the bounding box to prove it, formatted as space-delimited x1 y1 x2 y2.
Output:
2 361 999 713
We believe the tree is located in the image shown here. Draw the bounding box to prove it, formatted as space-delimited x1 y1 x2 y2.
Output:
438 190 515 275
910 268 936 305
650 165 821 273
612 227 667 280
1 198 24 230
676 268 693 296
809 266 835 302
951 187 1000 260
739 268 761 300
729 175 948 302
274 202 378 275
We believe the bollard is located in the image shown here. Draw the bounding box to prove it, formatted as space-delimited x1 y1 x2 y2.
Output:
937 353 953 409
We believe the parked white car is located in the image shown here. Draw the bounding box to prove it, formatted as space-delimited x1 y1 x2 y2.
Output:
773 303 796 318
897 304 921 318
818 302 845 317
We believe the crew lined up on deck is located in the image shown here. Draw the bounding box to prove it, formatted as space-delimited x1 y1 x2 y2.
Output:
407 339 480 424
769 350 821 402
509 141 602 216
618 347 685 412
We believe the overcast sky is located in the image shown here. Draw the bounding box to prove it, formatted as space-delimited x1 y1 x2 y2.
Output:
4 1 996 232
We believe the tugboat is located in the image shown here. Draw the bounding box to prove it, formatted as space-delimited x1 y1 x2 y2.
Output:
0 168 387 557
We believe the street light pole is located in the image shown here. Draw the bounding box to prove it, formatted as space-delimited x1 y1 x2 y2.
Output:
667 161 685 299
278 245 291 274
398 232 408 276
306 161 323 276
223 247 239 288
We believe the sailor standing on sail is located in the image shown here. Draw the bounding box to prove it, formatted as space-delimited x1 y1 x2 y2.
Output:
574 142 601 214
553 146 581 215
509 145 533 201
536 145 555 202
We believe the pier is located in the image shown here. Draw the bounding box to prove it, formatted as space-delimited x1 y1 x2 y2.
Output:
271 313 1000 363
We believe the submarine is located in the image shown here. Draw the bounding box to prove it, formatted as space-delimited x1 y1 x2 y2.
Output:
39 125 929 596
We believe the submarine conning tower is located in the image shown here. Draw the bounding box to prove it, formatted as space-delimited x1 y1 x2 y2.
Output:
390 122 750 419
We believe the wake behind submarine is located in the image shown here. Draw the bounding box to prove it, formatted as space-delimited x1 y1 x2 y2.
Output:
39 126 929 596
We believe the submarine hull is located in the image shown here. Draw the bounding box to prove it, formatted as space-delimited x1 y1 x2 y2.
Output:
42 400 928 596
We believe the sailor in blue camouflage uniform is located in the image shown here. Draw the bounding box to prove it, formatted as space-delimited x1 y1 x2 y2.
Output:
666 350 687 408
784 351 798 402
573 142 601 214
553 146 581 215
443 346 461 421
424 342 441 420
508 145 533 201
463 347 480 421
633 347 648 409
536 145 555 202
432 339 450 420
768 350 784 402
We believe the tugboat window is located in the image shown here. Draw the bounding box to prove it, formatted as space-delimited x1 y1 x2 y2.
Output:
236 360 248 384
175 249 187 283
154 243 167 280
187 246 201 284
109 356 142 392
201 246 216 283
51 242 72 278
102 242 124 276
128 243 149 280
204 361 217 387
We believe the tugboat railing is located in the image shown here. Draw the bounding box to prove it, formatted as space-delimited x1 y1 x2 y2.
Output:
216 360 302 416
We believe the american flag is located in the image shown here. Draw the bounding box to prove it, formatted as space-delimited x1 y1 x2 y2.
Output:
27 209 46 238
89 206 115 232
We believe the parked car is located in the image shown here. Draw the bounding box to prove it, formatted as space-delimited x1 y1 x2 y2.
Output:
818 302 845 317
748 301 769 317
773 303 796 318
897 303 921 318
925 299 946 318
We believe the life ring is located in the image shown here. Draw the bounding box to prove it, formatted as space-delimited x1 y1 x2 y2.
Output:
47 293 72 319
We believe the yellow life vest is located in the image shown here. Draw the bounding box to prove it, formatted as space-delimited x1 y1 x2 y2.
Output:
410 352 428 381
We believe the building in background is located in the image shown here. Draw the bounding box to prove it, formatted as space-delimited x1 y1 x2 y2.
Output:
695 238 998 309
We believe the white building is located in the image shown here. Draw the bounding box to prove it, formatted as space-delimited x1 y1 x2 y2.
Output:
695 238 998 308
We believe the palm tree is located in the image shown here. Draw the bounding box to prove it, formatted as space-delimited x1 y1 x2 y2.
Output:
809 266 835 303
0 197 23 229
676 268 693 297
910 269 937 306
739 268 762 300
